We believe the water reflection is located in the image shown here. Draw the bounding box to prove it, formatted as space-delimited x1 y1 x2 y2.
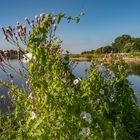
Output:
128 62 140 77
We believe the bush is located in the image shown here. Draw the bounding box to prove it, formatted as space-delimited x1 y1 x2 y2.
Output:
0 12 140 140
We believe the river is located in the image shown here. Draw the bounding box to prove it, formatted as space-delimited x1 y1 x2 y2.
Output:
0 59 140 110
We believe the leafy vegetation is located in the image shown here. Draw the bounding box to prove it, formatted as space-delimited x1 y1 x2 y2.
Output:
82 34 140 54
0 13 140 139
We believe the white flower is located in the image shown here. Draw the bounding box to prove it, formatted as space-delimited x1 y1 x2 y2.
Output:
73 78 81 85
73 79 79 85
31 111 36 120
80 111 92 124
81 127 90 137
22 53 32 63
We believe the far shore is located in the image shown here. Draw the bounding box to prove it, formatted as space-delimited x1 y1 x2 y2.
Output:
70 53 140 64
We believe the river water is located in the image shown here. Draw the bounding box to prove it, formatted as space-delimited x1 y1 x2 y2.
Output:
0 59 140 109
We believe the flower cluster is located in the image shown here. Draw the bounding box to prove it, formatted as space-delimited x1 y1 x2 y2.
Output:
1 25 28 47
16 22 27 45
80 111 92 124
1 12 55 49
22 52 32 63
81 127 90 137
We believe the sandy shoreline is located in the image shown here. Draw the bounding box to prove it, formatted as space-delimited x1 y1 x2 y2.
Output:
123 57 140 63
70 56 140 64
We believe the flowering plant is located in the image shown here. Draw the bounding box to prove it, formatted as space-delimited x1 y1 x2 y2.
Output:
0 12 140 140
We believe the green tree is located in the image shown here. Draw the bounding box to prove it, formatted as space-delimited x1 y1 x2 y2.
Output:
112 34 132 52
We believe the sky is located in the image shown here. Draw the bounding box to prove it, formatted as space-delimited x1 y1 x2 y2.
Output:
0 0 140 53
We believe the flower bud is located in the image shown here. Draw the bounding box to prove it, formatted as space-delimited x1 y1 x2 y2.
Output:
8 26 13 32
40 13 45 18
25 17 30 24
6 28 9 32
16 22 19 25
35 15 38 19
30 23 34 28
1 27 6 36
6 28 13 36
37 18 40 25
22 25 26 33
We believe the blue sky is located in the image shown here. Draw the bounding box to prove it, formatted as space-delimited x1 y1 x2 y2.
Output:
0 0 140 53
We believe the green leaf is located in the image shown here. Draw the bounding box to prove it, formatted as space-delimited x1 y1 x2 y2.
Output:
104 102 109 114
57 13 65 24
29 62 34 73
76 16 80 23
32 116 45 130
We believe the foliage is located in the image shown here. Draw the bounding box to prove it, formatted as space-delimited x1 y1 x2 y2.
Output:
81 50 95 55
0 13 140 140
82 34 140 54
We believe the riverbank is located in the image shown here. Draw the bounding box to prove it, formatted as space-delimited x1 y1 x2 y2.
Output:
70 53 140 64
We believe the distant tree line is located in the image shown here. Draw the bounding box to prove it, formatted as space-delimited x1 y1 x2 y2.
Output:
81 50 95 54
81 34 140 54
